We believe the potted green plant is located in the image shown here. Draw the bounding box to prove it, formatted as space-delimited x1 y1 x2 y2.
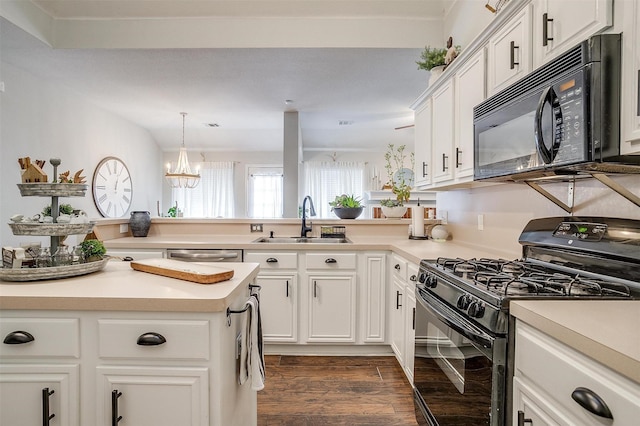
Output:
329 194 364 219
382 144 414 218
416 46 448 72
79 239 107 262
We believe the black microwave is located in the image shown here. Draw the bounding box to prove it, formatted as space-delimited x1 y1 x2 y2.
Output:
473 34 640 181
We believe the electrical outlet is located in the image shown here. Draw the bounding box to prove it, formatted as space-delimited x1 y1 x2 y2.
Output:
477 214 484 231
119 223 128 233
250 223 263 233
567 185 574 207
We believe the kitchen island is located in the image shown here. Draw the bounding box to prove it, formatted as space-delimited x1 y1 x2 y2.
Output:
0 261 260 426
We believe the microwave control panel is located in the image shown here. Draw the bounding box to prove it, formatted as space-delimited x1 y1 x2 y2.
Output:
553 71 586 162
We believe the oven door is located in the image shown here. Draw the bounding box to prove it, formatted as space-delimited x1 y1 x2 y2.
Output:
414 288 506 426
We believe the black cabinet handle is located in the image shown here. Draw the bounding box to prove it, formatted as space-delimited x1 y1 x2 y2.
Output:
410 274 417 282
112 390 123 425
3 330 35 344
313 281 318 298
636 70 639 116
442 153 448 172
517 410 532 426
412 307 416 330
266 257 278 263
42 388 55 426
136 332 166 346
394 264 401 271
542 13 553 46
325 258 337 264
286 280 289 298
422 161 428 178
396 290 402 309
571 387 613 419
455 148 462 168
510 40 520 69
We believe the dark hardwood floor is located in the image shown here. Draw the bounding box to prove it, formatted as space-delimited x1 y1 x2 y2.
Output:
258 355 418 425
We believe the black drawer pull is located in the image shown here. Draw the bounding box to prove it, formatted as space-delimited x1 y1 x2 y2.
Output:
42 387 55 426
396 290 402 309
517 410 532 425
266 257 278 263
325 258 337 264
542 13 554 46
136 332 166 346
571 387 613 419
394 264 401 271
112 390 123 425
3 330 35 345
410 274 417 282
286 280 289 298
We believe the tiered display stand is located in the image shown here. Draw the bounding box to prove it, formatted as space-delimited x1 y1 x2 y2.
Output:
0 161 108 282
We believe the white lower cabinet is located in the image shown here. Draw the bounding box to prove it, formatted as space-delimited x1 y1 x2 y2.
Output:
0 363 79 426
307 275 356 342
96 366 209 426
1 308 256 426
389 254 418 383
403 263 418 384
360 253 386 343
390 277 406 365
513 320 640 425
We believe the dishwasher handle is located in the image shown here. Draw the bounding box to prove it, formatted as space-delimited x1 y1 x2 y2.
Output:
168 251 240 262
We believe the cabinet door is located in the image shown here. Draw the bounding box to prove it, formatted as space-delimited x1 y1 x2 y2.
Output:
431 80 455 183
96 366 208 426
361 254 386 343
0 364 79 426
454 48 486 180
487 6 532 95
307 275 356 342
257 274 298 342
533 0 612 66
390 277 406 365
512 376 570 426
404 283 416 384
622 0 640 153
413 99 433 188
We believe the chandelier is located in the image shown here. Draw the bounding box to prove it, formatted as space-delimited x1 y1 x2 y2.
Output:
165 112 200 189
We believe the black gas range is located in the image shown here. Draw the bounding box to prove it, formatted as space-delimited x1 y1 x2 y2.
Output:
413 217 640 426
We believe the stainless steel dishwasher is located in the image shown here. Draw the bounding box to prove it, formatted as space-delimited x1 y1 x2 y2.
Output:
166 249 243 262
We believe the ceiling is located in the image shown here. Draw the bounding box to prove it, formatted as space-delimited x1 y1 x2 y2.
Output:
0 1 452 153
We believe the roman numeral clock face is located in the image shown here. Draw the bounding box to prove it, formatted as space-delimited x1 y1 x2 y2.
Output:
92 157 133 218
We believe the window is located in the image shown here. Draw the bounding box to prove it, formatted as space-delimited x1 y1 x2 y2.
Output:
171 161 234 217
247 166 283 218
304 161 366 218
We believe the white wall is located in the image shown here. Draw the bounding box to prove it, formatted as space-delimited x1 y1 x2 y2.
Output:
437 175 640 258
443 0 494 48
0 62 163 248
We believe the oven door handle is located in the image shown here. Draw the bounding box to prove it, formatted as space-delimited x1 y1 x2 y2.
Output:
418 289 495 349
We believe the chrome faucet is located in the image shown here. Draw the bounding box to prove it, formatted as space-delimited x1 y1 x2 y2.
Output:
300 195 317 237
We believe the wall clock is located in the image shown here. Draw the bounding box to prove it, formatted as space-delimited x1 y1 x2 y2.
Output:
92 156 133 218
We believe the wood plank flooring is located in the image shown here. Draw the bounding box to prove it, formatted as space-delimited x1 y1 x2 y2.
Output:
258 355 418 425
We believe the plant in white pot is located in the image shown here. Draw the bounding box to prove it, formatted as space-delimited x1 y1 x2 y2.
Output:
381 144 413 219
417 37 461 85
329 194 364 219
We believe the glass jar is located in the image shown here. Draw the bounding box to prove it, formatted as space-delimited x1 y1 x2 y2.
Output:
71 245 84 264
36 247 52 268
53 246 71 266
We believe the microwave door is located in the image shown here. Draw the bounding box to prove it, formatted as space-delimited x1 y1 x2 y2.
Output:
534 86 563 164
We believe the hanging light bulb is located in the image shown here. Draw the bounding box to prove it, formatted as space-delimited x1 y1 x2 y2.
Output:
165 112 200 188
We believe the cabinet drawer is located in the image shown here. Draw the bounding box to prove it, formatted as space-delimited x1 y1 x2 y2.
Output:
0 318 79 358
98 319 209 360
245 252 298 269
515 322 640 425
305 253 356 269
391 254 408 282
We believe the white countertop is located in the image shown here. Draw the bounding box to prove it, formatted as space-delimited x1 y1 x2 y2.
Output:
0 261 259 313
511 300 640 384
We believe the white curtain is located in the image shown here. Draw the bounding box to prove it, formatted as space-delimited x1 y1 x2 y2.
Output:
171 161 234 218
304 161 366 218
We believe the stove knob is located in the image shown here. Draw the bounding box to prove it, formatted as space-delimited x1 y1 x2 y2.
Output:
456 295 471 309
468 302 485 318
427 274 438 288
418 272 427 284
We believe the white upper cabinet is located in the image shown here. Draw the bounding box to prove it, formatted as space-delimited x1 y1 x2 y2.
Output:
622 0 640 154
532 0 612 66
487 5 533 95
431 80 455 183
454 48 486 180
413 99 433 188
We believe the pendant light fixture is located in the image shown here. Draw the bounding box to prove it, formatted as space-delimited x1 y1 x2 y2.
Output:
165 112 200 189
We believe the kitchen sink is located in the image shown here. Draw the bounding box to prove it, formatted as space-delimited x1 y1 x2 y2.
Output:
252 237 351 244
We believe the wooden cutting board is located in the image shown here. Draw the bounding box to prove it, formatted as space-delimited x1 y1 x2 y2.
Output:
130 258 234 284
